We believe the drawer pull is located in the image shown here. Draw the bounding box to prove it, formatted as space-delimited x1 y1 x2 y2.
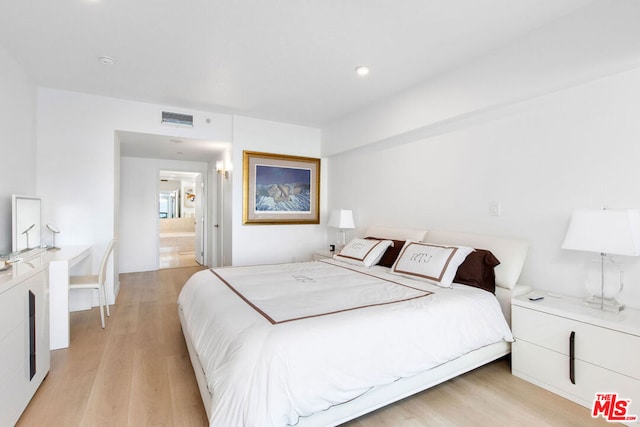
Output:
29 290 36 380
569 331 575 384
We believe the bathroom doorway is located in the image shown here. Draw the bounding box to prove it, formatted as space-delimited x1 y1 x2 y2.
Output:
158 170 204 269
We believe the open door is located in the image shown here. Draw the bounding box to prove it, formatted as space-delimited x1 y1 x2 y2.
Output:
194 173 205 265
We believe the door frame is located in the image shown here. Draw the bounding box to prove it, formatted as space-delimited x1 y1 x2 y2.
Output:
157 169 207 268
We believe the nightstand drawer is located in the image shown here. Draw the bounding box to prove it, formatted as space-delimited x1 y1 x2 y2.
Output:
513 305 640 380
513 340 640 408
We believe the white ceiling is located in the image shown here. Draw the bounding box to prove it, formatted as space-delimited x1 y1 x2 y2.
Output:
118 131 228 162
159 170 199 182
0 0 597 128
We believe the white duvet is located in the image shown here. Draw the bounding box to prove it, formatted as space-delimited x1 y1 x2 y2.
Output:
177 259 513 427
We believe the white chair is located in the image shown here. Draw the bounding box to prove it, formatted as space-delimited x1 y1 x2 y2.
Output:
69 239 116 328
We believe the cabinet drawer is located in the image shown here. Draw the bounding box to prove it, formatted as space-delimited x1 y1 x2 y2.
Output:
0 282 27 341
0 267 48 427
0 320 28 382
512 306 640 379
0 377 30 427
513 340 640 409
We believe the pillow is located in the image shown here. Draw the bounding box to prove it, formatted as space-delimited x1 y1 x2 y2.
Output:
453 249 501 293
365 237 405 267
390 241 474 288
333 238 393 267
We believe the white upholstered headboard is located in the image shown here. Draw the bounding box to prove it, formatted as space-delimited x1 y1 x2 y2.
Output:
364 226 427 242
364 226 528 290
364 226 529 325
425 230 528 291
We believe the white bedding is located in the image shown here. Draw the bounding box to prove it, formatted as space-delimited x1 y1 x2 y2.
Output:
178 259 514 427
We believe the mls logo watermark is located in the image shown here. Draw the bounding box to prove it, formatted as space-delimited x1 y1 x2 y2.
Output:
592 393 637 422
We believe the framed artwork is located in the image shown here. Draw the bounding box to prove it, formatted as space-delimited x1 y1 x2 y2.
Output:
243 151 321 225
184 187 196 208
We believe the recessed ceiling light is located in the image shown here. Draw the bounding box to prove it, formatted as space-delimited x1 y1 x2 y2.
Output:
98 56 116 65
355 65 370 76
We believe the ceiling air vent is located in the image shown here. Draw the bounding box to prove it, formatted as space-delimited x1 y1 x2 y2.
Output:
161 111 193 127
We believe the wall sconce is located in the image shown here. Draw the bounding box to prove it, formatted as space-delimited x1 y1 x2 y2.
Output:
216 160 229 180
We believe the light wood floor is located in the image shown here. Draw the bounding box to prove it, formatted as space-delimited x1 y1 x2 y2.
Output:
159 248 200 269
18 267 614 427
159 232 200 270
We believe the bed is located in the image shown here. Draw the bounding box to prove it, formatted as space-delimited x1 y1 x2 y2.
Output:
177 226 529 426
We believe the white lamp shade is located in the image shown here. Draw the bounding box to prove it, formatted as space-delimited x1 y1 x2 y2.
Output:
562 208 640 256
328 209 355 229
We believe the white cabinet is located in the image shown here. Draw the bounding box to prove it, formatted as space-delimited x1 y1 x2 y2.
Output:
512 293 640 423
0 254 50 426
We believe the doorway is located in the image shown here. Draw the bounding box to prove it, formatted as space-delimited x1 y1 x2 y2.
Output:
118 130 230 273
158 170 204 269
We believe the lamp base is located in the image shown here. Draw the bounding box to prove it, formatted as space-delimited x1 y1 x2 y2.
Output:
584 295 625 312
335 230 347 252
584 255 625 312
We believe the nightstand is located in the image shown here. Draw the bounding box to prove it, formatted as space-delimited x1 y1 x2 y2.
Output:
511 292 640 423
312 250 334 261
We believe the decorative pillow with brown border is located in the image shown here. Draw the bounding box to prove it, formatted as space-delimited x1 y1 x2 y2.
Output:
333 238 393 267
390 241 473 288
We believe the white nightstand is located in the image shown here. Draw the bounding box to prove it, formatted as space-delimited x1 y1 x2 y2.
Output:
511 292 640 424
312 250 335 261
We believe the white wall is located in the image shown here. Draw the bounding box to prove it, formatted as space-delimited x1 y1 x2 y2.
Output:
323 0 640 309
36 89 232 301
326 66 640 308
34 90 325 300
323 0 640 157
119 157 208 273
231 116 326 265
0 45 37 253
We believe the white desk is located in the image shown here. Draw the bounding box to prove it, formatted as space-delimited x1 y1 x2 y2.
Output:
48 246 91 350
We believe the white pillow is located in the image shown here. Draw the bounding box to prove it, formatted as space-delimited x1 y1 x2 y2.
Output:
390 241 474 287
333 238 393 267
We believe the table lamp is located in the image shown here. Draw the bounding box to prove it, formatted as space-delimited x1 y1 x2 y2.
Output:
328 209 355 251
561 208 640 311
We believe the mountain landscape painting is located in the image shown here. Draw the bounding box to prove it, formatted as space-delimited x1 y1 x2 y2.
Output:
243 151 320 225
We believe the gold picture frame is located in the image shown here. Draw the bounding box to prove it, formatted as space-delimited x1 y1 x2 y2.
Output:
243 151 321 225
